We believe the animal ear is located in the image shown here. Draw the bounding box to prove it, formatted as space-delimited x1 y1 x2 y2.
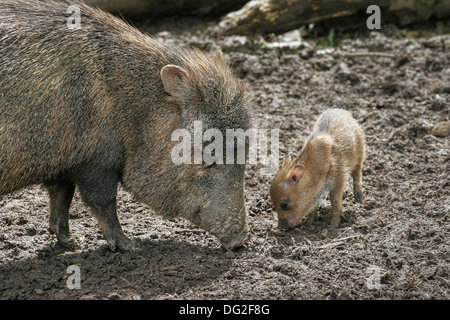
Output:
289 164 304 182
160 65 189 97
209 48 224 62
281 154 293 168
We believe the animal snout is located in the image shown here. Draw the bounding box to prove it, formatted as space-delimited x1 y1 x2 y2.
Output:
278 218 293 231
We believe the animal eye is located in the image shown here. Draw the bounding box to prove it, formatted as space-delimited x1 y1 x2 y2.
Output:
281 200 290 210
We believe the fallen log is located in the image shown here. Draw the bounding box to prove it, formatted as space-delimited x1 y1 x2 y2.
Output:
213 0 450 35
84 0 249 19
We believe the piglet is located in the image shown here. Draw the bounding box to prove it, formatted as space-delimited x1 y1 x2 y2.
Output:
270 108 367 230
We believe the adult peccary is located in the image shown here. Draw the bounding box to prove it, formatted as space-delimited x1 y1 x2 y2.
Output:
0 0 250 251
270 109 366 230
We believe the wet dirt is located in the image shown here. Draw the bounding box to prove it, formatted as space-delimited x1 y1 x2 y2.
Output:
0 27 449 300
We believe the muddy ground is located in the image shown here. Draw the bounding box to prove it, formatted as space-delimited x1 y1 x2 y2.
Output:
0 21 449 300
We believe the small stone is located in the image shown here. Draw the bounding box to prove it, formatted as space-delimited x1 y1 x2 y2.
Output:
431 120 450 137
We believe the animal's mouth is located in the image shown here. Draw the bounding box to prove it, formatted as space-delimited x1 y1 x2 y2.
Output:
278 212 311 230
190 207 250 251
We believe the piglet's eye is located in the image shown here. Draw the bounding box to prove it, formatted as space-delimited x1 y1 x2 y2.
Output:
281 200 290 210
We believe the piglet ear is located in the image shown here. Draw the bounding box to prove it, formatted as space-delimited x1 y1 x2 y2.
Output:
289 164 304 182
160 65 189 97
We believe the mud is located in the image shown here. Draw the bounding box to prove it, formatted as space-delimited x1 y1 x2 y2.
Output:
0 25 449 299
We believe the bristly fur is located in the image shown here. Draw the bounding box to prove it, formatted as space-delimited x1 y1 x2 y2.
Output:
0 0 250 250
270 108 366 229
